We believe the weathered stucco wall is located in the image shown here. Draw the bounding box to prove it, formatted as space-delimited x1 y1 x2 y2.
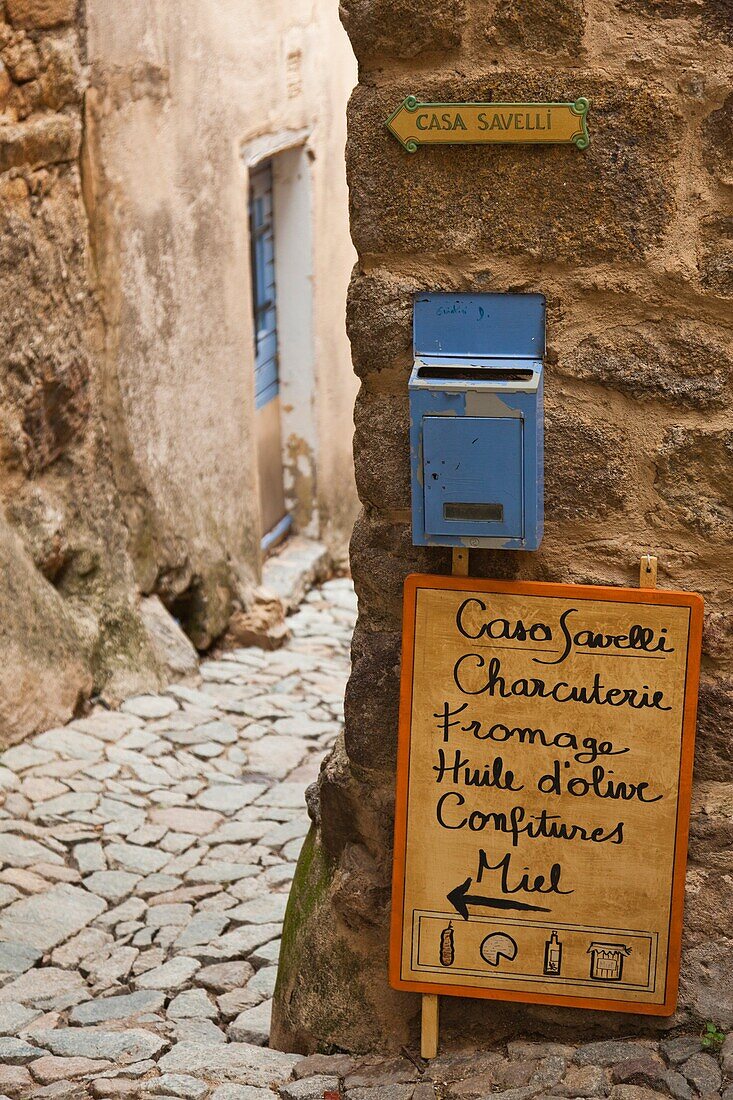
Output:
273 0 733 1054
84 0 358 616
0 0 356 745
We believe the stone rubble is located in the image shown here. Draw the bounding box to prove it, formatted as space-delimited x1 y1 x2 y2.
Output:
0 576 728 1099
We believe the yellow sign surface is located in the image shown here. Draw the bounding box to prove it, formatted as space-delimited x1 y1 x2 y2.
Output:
386 97 590 152
390 576 703 1014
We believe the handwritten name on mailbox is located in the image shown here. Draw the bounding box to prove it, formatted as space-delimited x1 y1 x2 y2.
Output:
390 576 703 1014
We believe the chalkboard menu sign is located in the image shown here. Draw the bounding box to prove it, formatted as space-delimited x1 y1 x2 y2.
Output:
390 576 703 1015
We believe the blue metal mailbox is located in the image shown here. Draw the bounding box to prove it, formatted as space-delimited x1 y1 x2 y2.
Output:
409 292 545 550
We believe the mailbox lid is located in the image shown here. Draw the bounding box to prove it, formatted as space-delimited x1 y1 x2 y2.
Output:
422 416 523 539
414 293 545 361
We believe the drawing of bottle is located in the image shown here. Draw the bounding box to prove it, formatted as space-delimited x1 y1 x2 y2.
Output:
543 930 563 976
440 921 455 967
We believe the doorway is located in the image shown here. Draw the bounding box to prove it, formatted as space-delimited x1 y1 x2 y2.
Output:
249 161 290 551
248 144 317 553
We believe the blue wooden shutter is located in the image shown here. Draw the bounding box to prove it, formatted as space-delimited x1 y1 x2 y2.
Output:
249 163 279 409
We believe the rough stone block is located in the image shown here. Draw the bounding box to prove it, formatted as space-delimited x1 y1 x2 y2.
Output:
341 0 466 60
545 403 631 522
702 93 733 186
293 1053 356 1080
353 392 410 511
27 1054 113 1084
654 427 733 538
36 1028 166 1063
4 37 40 83
575 1041 656 1067
664 1069 693 1100
699 215 733 298
348 77 678 262
347 269 415 382
610 1055 668 1089
552 1063 609 1097
0 1036 45 1064
0 882 105 952
661 1036 702 1066
679 1052 722 1095
344 622 401 772
0 966 86 1011
5 0 75 28
212 1087 279 1100
0 516 93 749
0 116 81 173
679 935 733 1026
143 1076 209 1100
0 1063 33 1097
69 990 165 1025
557 321 733 408
157 1041 301 1085
139 596 199 678
689 781 733 864
0 941 43 975
38 34 84 111
489 0 586 53
616 0 732 38
229 998 272 1045
348 1088 414 1100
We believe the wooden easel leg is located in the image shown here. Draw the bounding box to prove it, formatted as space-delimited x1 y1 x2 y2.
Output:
421 992 439 1059
420 547 464 1061
452 547 469 577
639 553 658 589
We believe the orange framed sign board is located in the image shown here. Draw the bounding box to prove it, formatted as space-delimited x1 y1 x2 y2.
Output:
390 576 703 1014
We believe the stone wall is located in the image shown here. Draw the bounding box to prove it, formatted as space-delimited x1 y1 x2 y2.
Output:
273 0 733 1055
0 0 176 747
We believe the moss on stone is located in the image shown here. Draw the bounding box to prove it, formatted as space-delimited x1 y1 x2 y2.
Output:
90 601 162 701
273 825 379 1052
276 825 332 994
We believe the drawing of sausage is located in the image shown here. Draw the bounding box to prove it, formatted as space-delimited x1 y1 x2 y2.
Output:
440 921 455 966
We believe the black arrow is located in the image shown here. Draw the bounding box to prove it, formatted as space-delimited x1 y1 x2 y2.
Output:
447 876 551 920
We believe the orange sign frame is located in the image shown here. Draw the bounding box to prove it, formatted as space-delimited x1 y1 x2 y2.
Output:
390 575 703 1015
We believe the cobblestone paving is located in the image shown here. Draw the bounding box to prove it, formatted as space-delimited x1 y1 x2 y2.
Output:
0 579 356 1099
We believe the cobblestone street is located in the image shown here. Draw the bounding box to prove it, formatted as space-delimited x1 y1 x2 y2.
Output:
0 579 356 1098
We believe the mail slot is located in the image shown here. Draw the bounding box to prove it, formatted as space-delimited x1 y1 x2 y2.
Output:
409 292 545 550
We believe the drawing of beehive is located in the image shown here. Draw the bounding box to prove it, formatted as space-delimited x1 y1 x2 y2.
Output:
587 942 631 982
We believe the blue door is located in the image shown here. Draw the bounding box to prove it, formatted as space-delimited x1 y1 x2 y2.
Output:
250 163 289 548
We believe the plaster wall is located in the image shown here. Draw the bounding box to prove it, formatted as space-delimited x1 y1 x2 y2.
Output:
84 0 358 635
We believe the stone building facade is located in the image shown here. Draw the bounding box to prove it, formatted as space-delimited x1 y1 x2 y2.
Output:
0 0 357 746
273 0 733 1055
